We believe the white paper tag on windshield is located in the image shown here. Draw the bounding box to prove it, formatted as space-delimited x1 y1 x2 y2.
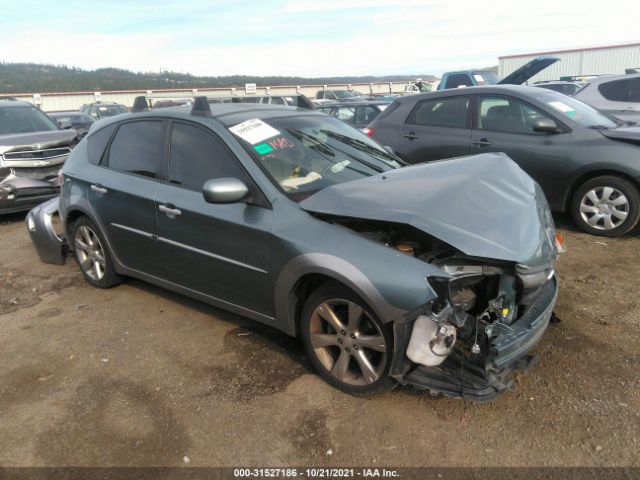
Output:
229 119 280 144
548 101 574 113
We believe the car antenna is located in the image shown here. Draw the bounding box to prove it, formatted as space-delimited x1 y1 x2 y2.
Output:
191 96 212 117
131 96 149 112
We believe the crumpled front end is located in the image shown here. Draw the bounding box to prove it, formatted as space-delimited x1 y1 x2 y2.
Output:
393 260 558 402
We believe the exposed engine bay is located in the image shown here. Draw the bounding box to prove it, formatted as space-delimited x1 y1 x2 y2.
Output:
316 214 558 400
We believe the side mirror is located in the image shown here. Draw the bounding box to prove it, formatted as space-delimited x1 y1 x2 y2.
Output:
383 145 395 155
202 178 249 204
532 117 560 133
57 119 72 130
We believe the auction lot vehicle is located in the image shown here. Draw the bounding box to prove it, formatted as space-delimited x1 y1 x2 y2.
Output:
27 98 560 401
314 89 372 104
315 101 389 130
573 73 640 124
437 56 559 90
368 85 640 236
532 81 585 96
79 102 129 120
48 111 95 137
0 100 78 214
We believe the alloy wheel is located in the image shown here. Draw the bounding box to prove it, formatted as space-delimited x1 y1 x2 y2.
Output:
579 186 629 231
74 225 106 281
309 299 387 386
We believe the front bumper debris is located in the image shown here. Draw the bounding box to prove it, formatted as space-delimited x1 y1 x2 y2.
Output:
396 277 558 402
0 170 60 214
25 197 68 265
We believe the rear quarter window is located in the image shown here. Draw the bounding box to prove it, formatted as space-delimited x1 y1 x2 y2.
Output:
87 124 117 165
598 78 631 102
406 97 469 128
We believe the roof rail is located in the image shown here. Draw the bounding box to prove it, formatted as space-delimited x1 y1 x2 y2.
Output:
131 96 149 112
191 96 211 117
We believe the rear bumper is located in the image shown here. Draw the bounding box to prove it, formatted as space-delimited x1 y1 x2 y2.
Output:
25 197 67 265
398 278 558 402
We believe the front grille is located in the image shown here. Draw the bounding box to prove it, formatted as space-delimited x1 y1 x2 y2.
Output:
4 147 71 161
13 165 60 180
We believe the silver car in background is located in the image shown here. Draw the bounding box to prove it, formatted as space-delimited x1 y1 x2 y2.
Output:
573 73 640 123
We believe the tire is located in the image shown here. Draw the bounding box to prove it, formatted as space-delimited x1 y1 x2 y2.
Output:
71 216 122 288
300 282 396 396
570 175 640 237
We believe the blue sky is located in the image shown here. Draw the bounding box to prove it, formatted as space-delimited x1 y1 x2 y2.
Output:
2 0 639 77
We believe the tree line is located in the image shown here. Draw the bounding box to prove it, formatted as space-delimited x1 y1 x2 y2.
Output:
0 62 437 94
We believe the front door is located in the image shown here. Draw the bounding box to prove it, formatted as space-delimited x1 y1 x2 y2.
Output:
397 95 473 164
155 121 273 315
89 119 166 277
471 94 571 207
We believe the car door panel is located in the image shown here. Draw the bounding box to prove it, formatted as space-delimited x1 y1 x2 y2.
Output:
472 95 571 209
89 120 165 276
397 96 473 163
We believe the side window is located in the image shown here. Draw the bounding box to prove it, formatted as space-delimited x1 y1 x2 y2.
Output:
107 121 163 178
316 91 324 99
355 105 380 125
446 74 474 89
87 123 117 165
627 78 640 102
169 122 247 191
598 79 631 102
271 97 285 105
407 97 469 128
477 96 552 134
335 107 355 123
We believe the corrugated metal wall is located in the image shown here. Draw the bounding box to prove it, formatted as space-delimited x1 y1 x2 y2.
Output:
499 44 640 83
8 81 417 112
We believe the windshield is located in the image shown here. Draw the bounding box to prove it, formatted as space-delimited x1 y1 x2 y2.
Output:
472 71 500 85
0 106 59 134
98 105 129 116
532 91 618 128
230 115 402 201
334 91 357 99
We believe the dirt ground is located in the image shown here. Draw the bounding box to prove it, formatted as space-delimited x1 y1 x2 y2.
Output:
0 211 639 469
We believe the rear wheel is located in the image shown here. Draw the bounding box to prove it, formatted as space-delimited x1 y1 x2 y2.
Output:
300 282 396 396
72 216 121 288
571 175 640 236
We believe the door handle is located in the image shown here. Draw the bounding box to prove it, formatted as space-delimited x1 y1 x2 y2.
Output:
403 132 419 140
90 184 107 194
159 204 182 217
473 139 492 147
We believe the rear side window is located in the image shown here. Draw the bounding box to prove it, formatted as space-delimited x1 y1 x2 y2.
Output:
168 122 248 191
407 97 469 128
598 79 631 102
87 123 117 165
107 121 164 178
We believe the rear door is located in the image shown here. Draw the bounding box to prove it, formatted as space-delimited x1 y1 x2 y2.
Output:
470 94 571 202
89 119 166 276
155 120 273 315
397 95 473 163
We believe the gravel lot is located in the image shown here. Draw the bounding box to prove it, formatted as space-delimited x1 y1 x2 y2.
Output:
0 211 639 469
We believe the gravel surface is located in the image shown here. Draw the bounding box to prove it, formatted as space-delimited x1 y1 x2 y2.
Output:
0 212 638 468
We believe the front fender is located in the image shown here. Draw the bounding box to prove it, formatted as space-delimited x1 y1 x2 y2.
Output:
275 252 442 336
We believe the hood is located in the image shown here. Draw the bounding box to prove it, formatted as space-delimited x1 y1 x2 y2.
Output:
600 126 640 145
499 56 560 85
0 130 77 151
301 153 556 266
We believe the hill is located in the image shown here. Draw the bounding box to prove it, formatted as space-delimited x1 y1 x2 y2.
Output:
0 62 438 94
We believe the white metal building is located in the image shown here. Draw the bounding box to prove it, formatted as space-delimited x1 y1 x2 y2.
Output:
499 42 640 83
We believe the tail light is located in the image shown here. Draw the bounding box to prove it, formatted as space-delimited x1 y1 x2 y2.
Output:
57 170 64 185
362 127 374 137
555 232 566 254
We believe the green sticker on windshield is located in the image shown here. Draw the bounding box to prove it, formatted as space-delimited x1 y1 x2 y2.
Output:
254 143 273 154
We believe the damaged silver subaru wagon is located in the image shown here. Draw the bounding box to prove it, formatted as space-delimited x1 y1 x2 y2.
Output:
28 97 561 401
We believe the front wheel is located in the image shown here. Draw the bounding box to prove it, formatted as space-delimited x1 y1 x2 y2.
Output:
570 175 640 236
300 282 396 396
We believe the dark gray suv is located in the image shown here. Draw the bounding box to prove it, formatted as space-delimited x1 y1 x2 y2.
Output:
27 98 560 401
